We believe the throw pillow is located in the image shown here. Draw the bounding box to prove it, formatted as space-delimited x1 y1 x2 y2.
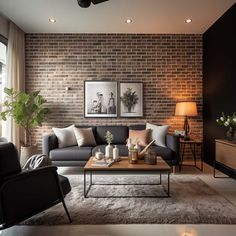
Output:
52 125 77 148
128 129 151 146
146 123 169 147
73 127 97 147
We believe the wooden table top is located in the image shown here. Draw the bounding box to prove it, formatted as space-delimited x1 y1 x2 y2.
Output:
84 156 171 171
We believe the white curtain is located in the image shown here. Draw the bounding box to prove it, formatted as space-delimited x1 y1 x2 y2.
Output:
2 22 25 149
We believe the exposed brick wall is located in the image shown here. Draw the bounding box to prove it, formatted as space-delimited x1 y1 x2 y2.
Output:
25 34 203 151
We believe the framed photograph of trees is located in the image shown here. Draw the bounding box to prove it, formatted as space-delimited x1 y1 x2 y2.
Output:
119 82 143 117
84 81 118 118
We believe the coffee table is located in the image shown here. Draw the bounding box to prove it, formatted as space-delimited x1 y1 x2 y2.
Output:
84 156 171 198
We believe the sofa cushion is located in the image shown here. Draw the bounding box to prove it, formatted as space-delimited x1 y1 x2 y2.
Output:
52 125 77 148
95 126 129 145
50 146 92 161
146 123 169 147
92 145 129 157
128 129 151 146
73 127 97 147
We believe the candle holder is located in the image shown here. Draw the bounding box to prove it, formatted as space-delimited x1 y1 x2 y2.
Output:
128 149 138 164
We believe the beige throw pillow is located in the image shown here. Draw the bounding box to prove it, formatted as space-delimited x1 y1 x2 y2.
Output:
128 129 151 146
146 123 169 147
73 127 97 147
52 125 77 148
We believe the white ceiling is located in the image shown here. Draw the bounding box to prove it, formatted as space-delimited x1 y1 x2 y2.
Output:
0 0 235 34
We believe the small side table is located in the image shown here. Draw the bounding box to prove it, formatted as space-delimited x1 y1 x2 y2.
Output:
179 139 203 172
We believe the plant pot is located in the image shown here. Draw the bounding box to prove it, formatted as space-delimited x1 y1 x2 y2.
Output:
20 145 38 167
226 127 236 141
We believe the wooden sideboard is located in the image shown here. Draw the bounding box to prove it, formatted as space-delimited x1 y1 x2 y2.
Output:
214 139 236 177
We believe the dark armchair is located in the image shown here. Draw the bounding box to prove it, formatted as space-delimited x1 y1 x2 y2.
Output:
0 142 72 229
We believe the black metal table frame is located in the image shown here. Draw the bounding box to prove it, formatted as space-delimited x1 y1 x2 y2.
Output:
84 169 170 198
179 141 203 171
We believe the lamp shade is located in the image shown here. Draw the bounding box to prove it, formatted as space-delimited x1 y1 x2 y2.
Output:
175 102 198 116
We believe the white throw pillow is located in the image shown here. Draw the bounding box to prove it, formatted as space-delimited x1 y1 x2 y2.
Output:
52 125 77 148
73 127 97 147
146 123 169 147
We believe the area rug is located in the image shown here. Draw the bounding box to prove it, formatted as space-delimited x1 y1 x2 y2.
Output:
23 175 236 225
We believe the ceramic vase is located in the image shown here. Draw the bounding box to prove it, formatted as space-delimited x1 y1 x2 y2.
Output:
105 144 113 159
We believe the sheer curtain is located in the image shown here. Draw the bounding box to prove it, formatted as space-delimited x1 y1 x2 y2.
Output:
2 22 25 149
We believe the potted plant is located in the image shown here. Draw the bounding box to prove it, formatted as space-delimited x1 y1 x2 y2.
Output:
0 88 49 165
104 131 113 159
216 112 236 140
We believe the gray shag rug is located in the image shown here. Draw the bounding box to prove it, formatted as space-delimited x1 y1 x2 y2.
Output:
23 175 236 225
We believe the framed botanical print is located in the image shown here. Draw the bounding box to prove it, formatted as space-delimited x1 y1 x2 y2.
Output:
119 82 143 117
84 81 118 118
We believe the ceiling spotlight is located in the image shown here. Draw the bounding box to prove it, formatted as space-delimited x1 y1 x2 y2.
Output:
185 19 192 23
49 18 56 23
125 19 132 24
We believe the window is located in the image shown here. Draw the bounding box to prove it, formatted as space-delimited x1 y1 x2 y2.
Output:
0 35 7 137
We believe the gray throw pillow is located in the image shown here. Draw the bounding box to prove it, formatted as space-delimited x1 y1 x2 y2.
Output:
52 124 77 148
146 123 169 147
73 127 97 147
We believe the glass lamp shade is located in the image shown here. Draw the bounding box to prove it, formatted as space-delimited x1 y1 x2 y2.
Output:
175 102 198 117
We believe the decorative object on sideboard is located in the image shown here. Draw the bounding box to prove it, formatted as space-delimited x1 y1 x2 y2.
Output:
84 81 118 118
105 131 114 159
0 88 49 166
120 82 143 117
175 101 198 140
216 112 236 141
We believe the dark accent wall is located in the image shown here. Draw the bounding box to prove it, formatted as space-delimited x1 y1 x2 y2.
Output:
203 3 236 165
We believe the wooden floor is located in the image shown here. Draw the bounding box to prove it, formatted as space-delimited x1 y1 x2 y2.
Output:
2 161 236 236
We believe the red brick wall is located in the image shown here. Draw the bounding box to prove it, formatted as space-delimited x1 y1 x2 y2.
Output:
25 34 202 151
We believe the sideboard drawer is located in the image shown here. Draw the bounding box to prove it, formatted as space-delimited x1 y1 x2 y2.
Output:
216 140 236 170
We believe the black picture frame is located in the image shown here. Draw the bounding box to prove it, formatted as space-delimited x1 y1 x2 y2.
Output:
119 82 143 117
84 81 118 118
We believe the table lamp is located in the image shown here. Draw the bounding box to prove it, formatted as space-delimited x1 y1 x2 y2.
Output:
175 102 198 140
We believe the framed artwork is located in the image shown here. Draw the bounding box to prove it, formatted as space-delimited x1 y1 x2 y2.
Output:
84 81 118 118
119 82 143 117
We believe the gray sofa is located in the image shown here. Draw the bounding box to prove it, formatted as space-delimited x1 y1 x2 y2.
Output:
43 125 180 166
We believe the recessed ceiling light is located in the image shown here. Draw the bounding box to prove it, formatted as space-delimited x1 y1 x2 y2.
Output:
49 18 56 23
125 19 132 24
185 19 192 23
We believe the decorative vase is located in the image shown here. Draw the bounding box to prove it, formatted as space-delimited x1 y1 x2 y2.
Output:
226 127 236 141
20 145 38 167
113 145 119 160
105 144 113 159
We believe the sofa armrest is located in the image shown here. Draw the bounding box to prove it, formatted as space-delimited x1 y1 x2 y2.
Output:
42 134 58 156
166 134 180 165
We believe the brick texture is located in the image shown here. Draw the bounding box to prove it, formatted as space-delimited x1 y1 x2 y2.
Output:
25 34 203 152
